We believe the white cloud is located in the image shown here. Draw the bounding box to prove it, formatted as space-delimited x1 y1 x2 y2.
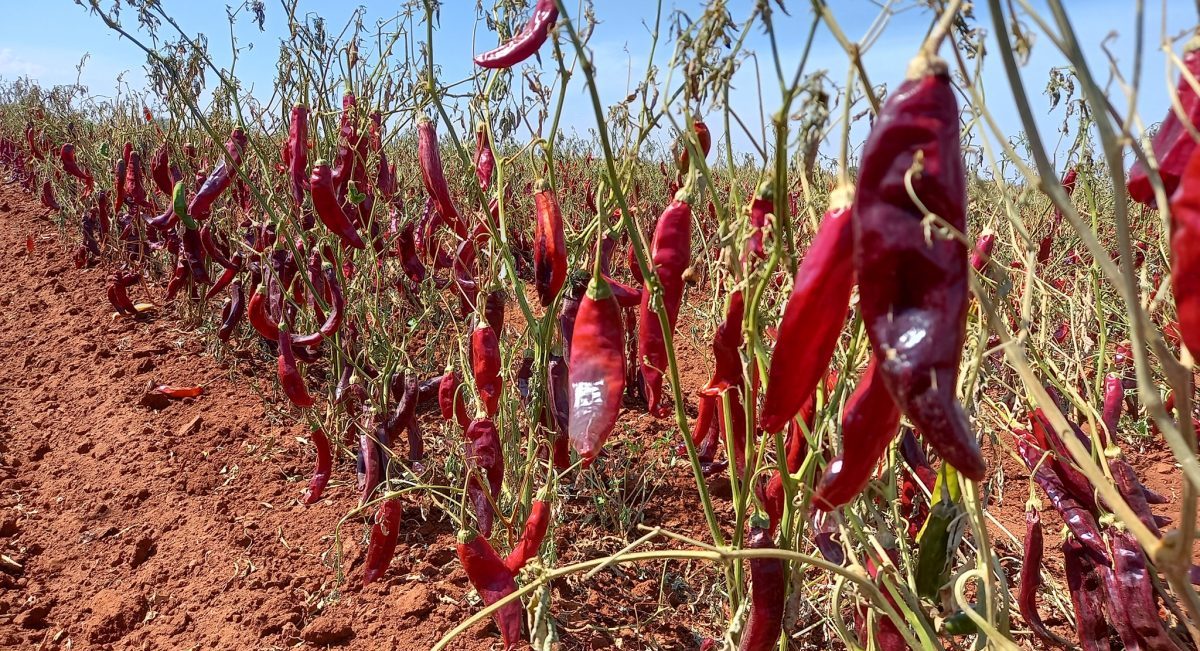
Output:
0 48 46 79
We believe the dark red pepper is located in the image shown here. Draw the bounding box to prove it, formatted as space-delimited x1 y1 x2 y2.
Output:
1062 537 1113 651
737 521 784 651
456 530 524 649
310 160 366 249
473 0 558 69
569 274 627 461
1128 37 1200 205
1015 433 1108 565
287 104 309 210
472 324 503 418
465 419 504 538
700 290 745 396
362 499 403 586
417 116 462 234
1168 138 1200 354
638 188 692 417
277 325 315 408
533 179 568 306
439 371 470 428
302 427 332 504
188 128 248 221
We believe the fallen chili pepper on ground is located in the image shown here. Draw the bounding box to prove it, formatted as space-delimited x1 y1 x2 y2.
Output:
149 385 204 399
854 51 983 480
473 0 558 69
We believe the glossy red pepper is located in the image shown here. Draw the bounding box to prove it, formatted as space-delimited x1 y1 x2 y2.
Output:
1015 433 1108 565
1128 38 1200 205
504 497 550 574
813 359 901 510
533 179 568 306
638 188 692 416
310 159 366 249
188 128 248 221
473 0 558 69
854 57 983 481
1017 509 1060 647
249 286 280 340
569 274 627 461
302 427 332 504
457 530 524 649
970 230 995 272
761 188 853 432
1168 139 1200 354
472 325 503 418
737 521 784 651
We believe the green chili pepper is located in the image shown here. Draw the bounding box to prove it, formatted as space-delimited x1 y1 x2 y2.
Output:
173 180 198 230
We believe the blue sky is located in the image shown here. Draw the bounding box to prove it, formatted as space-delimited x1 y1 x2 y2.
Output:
0 1 1193 168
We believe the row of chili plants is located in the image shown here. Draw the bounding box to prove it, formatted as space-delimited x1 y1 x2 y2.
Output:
1 0 1199 649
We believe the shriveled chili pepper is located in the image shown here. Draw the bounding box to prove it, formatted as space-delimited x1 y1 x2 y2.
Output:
1063 537 1114 651
1028 409 1099 512
485 289 506 335
59 143 94 194
24 121 43 161
397 221 427 283
362 498 403 586
701 290 745 396
180 224 212 285
1111 532 1180 649
439 370 471 428
417 116 463 234
737 519 784 651
277 325 315 408
466 418 504 537
287 104 308 210
472 324 503 418
531 179 568 306
1168 140 1200 354
40 180 59 211
473 0 557 69
854 55 984 480
745 181 771 260
504 494 550 574
149 385 204 398
218 282 245 341
359 424 383 506
204 254 242 301
188 128 248 221
149 142 172 196
107 273 138 315
638 187 693 416
547 355 571 469
457 529 524 649
1101 372 1124 443
813 359 901 510
474 122 495 192
200 223 236 270
1108 456 1162 537
303 427 332 504
1039 168 1078 265
675 119 712 176
761 189 854 432
559 272 589 361
1016 434 1108 565
569 273 627 461
1017 508 1062 647
310 159 366 249
292 266 344 347
1128 37 1200 205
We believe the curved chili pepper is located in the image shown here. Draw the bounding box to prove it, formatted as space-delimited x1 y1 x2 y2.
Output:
287 104 308 210
559 272 589 362
473 0 557 69
472 325 503 418
122 150 152 209
396 221 427 283
638 188 693 417
701 290 745 396
292 266 344 347
533 179 568 306
1016 509 1062 647
277 326 315 408
417 116 462 233
1168 140 1200 354
204 254 242 301
40 180 59 211
745 181 771 260
24 121 43 161
150 142 172 196
474 123 495 192
569 274 627 462
1112 532 1180 649
249 286 281 341
1101 372 1124 444
504 497 550 574
362 499 403 586
676 119 712 175
218 282 245 341
737 521 784 651
547 355 571 469
1062 538 1114 651
179 224 212 285
301 427 332 505
1038 168 1078 265
59 143 94 194
309 159 366 249
1128 37 1200 205
200 223 236 270
1108 456 1162 538
813 359 902 510
1028 410 1099 512
466 419 504 537
1015 435 1108 565
188 128 248 221
439 371 471 428
359 424 383 506
457 530 524 649
854 59 983 480
760 189 854 432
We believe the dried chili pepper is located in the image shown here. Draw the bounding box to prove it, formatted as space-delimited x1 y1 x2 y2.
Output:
417 116 462 233
473 0 558 69
40 180 59 211
700 290 745 396
1108 456 1162 537
1063 537 1114 651
277 325 315 408
59 143 94 194
149 385 204 399
761 188 853 432
302 427 332 504
1168 139 1200 354
248 286 281 340
533 179 568 306
1128 37 1200 205
310 160 366 249
504 495 550 574
457 530 524 649
485 289 506 335
472 324 503 418
737 519 784 651
474 123 495 192
218 282 245 341
1111 532 1181 649
1028 409 1099 512
813 359 901 510
1017 508 1062 647
675 119 712 175
439 370 471 428
397 221 427 283
547 355 571 469
569 273 627 461
359 424 384 506
466 418 504 537
970 229 995 273
559 272 589 362
204 254 242 301
1101 372 1124 444
1016 434 1108 565
188 128 248 221
854 55 984 480
362 499 403 586
745 181 771 260
638 187 692 416
287 104 308 210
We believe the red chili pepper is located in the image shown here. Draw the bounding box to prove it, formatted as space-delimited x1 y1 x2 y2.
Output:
1028 410 1099 513
568 274 627 461
1062 537 1113 651
737 521 784 651
1128 37 1200 205
218 282 245 341
1039 168 1078 265
638 188 693 416
359 423 383 506
1168 140 1200 354
439 370 471 428
547 355 571 469
287 104 309 210
1017 509 1061 647
150 385 204 398
533 179 568 306
970 229 996 273
1015 433 1108 565
465 419 504 537
504 497 550 574
302 427 332 504
331 93 359 200
745 182 771 260
471 325 503 418
149 142 172 196
1101 372 1123 443
204 254 242 301
277 326 315 408
362 499 403 586
59 143 94 194
761 190 853 432
485 289 507 336
473 0 558 69
676 119 712 175
813 359 901 510
417 116 462 233
40 180 59 211
24 121 43 161
396 221 427 283
1108 456 1162 538
292 266 344 347
474 123 495 192
701 290 745 396
854 57 983 480
309 160 366 249
457 530 525 649
188 128 248 221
